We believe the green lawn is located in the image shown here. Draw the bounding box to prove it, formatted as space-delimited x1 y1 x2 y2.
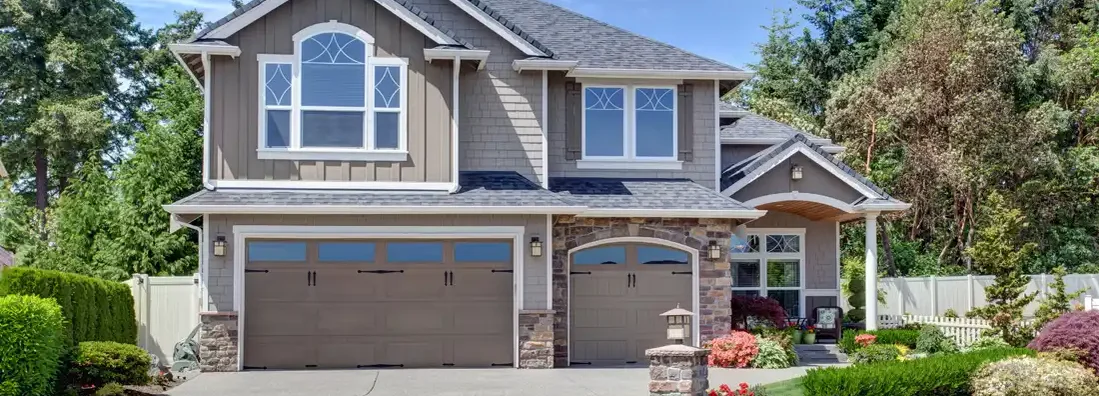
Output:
760 377 804 396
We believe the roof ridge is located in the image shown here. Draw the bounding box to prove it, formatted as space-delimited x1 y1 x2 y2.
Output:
461 0 556 58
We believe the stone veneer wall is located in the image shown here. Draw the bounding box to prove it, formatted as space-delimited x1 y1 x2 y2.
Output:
551 216 736 367
199 312 239 372
518 310 555 369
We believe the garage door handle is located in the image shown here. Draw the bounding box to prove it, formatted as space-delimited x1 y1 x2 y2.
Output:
358 270 405 274
491 269 513 273
307 271 312 286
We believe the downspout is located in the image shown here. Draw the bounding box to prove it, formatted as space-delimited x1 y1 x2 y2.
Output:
450 56 461 193
201 53 215 191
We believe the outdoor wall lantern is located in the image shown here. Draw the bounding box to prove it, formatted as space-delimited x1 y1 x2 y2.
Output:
708 240 722 259
530 237 543 257
791 164 804 180
213 235 227 257
661 305 694 344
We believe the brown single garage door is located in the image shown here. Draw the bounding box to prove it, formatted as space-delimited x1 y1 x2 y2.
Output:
569 243 692 365
243 239 513 369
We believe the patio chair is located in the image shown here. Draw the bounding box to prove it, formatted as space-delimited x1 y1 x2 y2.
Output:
812 306 843 341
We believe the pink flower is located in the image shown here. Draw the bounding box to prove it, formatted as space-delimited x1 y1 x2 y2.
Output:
705 331 759 368
855 334 877 347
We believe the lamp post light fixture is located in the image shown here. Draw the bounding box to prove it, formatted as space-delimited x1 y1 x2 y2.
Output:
213 235 227 257
530 237 543 257
708 240 722 260
661 305 694 344
791 164 804 180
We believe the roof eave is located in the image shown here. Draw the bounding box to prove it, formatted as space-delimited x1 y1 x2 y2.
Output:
568 68 755 81
424 48 491 70
577 208 767 220
169 43 242 57
163 204 588 215
512 59 579 73
853 202 912 212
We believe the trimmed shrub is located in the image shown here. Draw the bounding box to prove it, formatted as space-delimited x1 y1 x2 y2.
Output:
0 295 66 396
69 341 150 387
94 383 126 396
966 335 1010 351
851 344 900 364
801 348 1034 396
731 295 787 330
752 335 793 369
839 329 919 353
971 357 1099 396
705 331 759 368
915 324 957 354
0 267 137 346
1028 311 1099 374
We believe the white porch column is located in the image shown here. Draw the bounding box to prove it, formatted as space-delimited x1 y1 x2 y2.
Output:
864 212 880 330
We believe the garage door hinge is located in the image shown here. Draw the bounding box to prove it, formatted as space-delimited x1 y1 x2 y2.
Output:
305 365 318 368
357 270 405 274
570 271 592 275
491 362 513 367
672 271 692 275
357 364 403 368
442 363 455 366
242 366 267 370
490 269 513 273
570 361 592 365
244 269 269 273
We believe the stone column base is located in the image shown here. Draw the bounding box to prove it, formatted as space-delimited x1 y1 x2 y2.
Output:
518 310 555 368
199 311 239 372
646 344 711 396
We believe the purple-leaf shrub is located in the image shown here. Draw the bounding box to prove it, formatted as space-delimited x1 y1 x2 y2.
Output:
1027 310 1099 373
730 295 787 329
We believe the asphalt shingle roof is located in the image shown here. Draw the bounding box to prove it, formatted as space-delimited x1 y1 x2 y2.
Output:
721 113 828 142
173 171 576 208
550 178 754 211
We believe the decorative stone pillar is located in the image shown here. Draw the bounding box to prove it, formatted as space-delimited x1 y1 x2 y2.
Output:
518 310 555 368
198 311 239 372
647 344 711 396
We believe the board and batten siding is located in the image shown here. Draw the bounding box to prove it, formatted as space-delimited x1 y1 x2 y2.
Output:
731 153 864 205
205 214 549 312
210 0 453 183
749 211 838 290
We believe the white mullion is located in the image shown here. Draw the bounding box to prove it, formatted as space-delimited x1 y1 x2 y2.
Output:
365 58 374 150
398 63 407 152
625 86 635 160
291 44 302 150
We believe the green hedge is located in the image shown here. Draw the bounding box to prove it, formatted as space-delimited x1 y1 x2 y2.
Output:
801 348 1035 396
0 295 66 396
69 341 150 387
0 267 136 346
840 329 920 353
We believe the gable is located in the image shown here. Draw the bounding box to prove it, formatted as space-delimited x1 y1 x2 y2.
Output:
731 152 865 205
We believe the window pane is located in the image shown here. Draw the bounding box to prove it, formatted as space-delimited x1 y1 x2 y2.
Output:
573 246 626 265
732 290 759 297
374 112 399 149
301 63 365 107
768 290 800 317
386 242 443 263
730 235 759 253
265 110 290 148
301 33 365 64
731 260 761 288
637 246 688 264
584 87 625 157
634 88 675 157
248 241 306 262
301 111 364 148
264 63 292 106
374 66 401 108
454 242 511 262
318 242 375 262
767 259 800 288
766 235 801 253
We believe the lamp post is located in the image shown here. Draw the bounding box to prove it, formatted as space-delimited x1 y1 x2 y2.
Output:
648 305 709 395
660 305 693 345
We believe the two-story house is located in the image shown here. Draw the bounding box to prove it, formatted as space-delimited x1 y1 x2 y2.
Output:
166 0 907 371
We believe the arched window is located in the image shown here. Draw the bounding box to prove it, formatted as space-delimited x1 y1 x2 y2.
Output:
258 21 408 161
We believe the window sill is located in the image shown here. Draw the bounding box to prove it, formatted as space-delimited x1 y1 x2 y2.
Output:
257 149 408 162
575 159 683 170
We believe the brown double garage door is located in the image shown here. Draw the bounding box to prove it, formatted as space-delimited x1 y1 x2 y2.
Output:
243 239 513 369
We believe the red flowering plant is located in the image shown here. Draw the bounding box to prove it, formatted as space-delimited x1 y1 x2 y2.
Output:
730 295 788 330
805 325 816 334
855 333 877 348
703 331 759 368
707 382 754 396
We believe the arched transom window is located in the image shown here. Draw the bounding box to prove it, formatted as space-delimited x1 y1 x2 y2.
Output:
258 21 408 161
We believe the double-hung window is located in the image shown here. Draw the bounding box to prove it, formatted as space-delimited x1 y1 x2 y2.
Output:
258 22 408 161
729 231 805 318
580 85 679 169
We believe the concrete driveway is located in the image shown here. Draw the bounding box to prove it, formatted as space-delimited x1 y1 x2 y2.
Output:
165 365 833 396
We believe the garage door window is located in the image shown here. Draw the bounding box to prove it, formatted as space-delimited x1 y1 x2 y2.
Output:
318 241 376 262
248 241 307 261
729 231 805 318
573 245 627 265
637 246 689 264
454 242 511 262
386 242 444 263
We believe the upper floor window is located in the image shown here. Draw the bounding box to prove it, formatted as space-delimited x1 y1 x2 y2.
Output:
580 85 678 169
258 21 408 162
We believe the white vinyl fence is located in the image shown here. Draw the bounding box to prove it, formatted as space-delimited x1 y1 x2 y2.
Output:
875 274 1099 317
1087 295 1099 311
125 274 202 365
877 314 1034 347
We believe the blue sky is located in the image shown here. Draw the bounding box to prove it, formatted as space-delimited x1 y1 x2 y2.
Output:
123 0 804 69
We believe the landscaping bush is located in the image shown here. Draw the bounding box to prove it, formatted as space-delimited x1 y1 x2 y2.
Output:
1027 310 1099 374
850 344 900 364
915 324 957 354
69 341 150 387
966 335 1010 352
0 295 66 396
752 335 793 369
730 295 787 330
801 348 1034 396
0 267 137 346
971 357 1099 396
705 331 759 368
839 329 920 353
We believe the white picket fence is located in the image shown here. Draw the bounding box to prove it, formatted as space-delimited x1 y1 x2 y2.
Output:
875 274 1099 317
878 314 1010 347
1087 295 1099 311
124 274 202 365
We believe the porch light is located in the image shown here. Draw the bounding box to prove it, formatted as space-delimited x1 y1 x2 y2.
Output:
661 305 693 344
213 235 227 257
791 164 804 180
708 240 722 259
530 237 543 257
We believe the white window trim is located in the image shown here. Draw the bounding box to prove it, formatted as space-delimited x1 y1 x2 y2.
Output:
257 21 410 162
729 228 807 318
579 84 681 170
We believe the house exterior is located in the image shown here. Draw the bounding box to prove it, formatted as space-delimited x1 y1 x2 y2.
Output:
166 0 907 372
